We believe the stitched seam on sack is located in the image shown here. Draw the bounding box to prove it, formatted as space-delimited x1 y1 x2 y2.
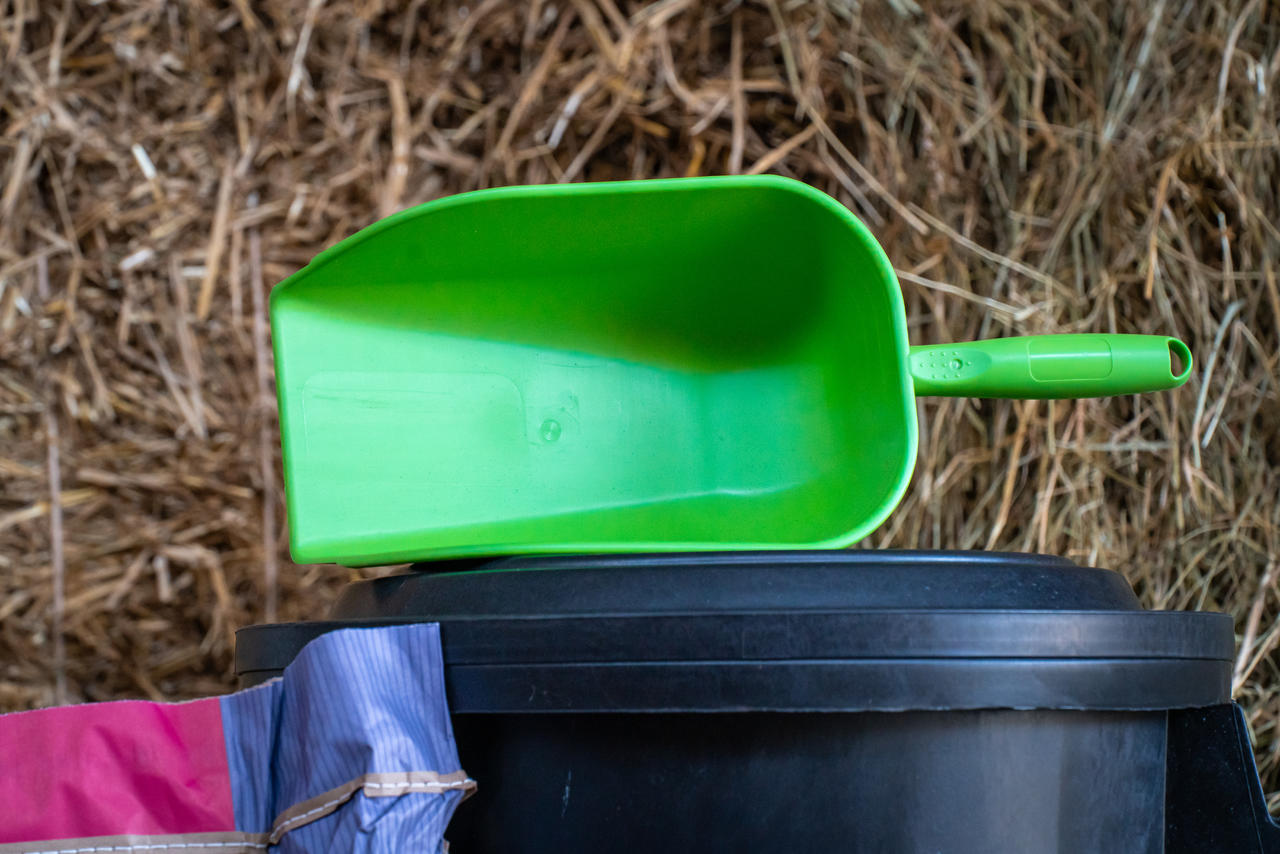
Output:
17 843 267 854
270 778 476 841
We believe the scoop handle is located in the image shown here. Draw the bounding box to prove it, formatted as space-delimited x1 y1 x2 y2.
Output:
909 334 1192 399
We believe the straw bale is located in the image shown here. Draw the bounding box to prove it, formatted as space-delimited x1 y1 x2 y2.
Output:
1 0 1277 799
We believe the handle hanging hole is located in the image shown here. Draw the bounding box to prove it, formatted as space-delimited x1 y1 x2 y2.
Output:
1168 339 1192 381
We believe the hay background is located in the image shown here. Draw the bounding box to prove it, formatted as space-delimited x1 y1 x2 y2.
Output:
2 0 1278 797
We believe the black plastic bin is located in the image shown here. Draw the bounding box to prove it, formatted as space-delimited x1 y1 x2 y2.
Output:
235 550 1280 853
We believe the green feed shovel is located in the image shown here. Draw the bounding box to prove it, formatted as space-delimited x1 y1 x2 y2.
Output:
270 176 1191 565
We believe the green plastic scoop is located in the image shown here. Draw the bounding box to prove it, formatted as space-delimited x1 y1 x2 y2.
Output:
271 176 1191 565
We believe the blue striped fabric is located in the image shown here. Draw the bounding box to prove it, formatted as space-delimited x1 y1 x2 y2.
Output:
220 624 470 851
220 669 282 832
277 787 465 853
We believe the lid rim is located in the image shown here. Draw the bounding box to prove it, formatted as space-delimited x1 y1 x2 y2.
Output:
337 549 1143 618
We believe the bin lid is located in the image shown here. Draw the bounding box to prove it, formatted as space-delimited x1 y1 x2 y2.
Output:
235 550 1234 713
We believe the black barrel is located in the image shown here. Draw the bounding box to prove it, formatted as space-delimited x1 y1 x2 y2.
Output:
236 550 1272 853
